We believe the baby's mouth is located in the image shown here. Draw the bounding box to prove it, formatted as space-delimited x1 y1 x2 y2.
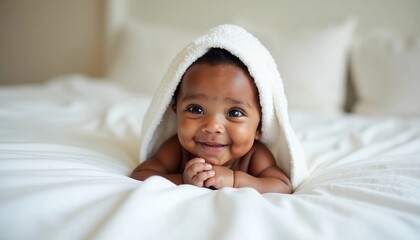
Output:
198 141 227 153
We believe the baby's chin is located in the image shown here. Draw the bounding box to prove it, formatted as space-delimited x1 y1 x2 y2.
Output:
202 156 221 165
185 146 233 166
201 155 233 167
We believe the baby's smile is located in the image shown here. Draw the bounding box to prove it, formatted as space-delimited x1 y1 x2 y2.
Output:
198 140 228 154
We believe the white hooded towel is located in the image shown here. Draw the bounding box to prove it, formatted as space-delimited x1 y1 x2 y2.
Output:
139 24 308 189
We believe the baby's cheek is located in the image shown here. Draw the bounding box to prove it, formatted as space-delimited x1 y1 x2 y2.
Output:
178 119 195 136
230 126 256 148
178 120 201 154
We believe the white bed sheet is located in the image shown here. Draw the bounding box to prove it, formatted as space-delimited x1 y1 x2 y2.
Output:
1 75 419 240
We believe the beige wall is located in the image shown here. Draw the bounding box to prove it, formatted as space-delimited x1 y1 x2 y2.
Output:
1 0 419 85
127 0 420 35
0 0 105 85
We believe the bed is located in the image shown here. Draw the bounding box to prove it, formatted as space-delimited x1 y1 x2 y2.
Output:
1 1 420 239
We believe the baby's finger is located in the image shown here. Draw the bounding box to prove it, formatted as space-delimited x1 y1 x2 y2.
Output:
187 162 212 175
204 176 216 188
184 158 205 170
192 170 215 184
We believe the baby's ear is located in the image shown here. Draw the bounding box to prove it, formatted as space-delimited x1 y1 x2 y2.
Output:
171 102 177 114
255 129 262 140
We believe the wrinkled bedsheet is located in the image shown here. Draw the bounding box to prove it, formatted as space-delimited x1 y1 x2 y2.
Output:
1 75 419 240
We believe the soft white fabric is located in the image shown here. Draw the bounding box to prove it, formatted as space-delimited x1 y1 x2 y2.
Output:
139 24 308 189
351 31 420 116
0 75 152 162
107 21 199 94
1 76 420 239
233 18 357 113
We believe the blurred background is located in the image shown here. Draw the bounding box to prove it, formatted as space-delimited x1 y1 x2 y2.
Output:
1 0 419 85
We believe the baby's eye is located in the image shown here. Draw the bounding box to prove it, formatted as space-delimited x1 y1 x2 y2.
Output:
227 109 245 117
187 105 204 115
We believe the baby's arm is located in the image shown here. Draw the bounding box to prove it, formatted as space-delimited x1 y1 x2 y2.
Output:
131 135 215 186
203 143 291 193
234 142 292 194
130 136 184 184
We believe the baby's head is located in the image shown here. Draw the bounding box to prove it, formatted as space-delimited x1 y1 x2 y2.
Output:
172 48 262 166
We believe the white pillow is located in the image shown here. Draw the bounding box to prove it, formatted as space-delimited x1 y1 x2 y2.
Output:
108 19 356 113
351 31 420 116
234 18 357 113
107 21 199 94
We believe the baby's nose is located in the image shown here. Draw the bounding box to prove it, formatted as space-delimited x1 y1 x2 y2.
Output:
202 115 225 134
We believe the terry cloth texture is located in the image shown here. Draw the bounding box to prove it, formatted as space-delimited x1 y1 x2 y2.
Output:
139 24 308 189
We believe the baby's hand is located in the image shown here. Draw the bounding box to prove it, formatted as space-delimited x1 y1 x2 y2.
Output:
204 165 234 189
183 158 214 187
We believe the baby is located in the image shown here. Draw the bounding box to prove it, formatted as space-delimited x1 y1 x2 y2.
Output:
131 48 292 194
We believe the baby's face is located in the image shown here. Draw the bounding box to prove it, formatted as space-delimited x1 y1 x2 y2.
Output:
174 63 261 167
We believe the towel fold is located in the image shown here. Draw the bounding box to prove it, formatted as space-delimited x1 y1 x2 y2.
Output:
139 24 308 189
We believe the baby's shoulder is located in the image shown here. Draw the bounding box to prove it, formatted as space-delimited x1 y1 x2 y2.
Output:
252 141 270 152
157 135 182 154
249 141 275 160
